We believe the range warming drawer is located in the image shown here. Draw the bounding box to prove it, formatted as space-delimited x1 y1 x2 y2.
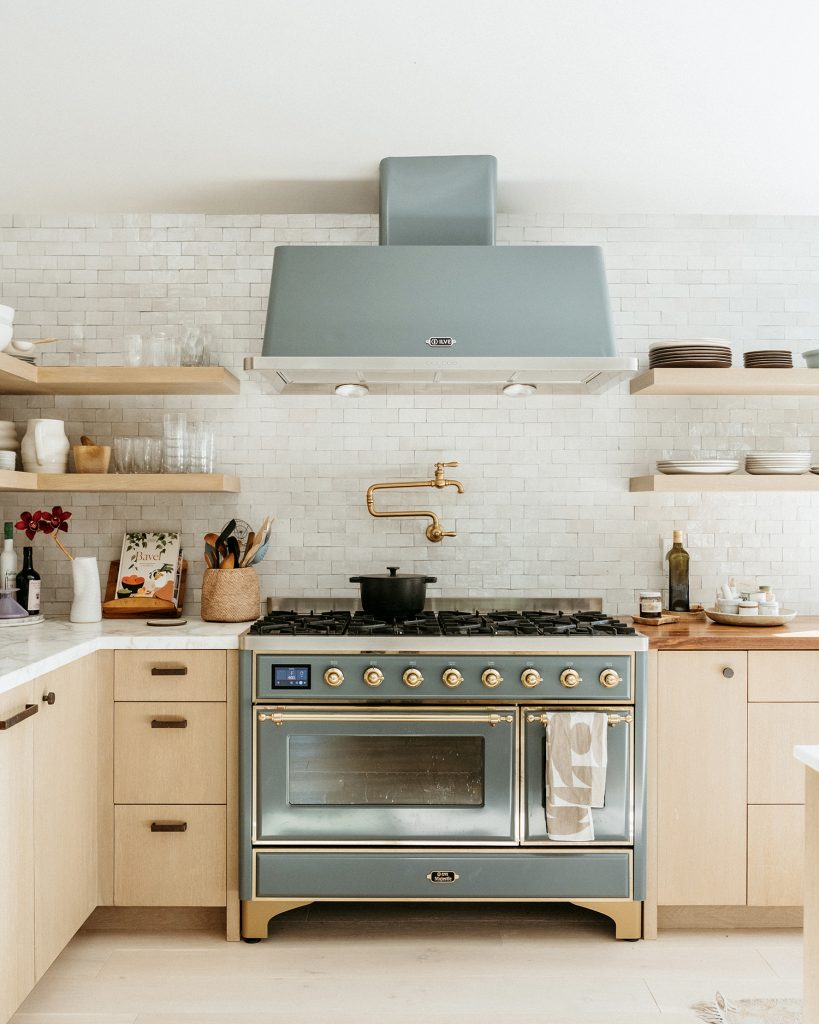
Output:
254 849 632 899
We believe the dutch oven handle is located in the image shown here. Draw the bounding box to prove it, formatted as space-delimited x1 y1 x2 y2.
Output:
424 577 438 583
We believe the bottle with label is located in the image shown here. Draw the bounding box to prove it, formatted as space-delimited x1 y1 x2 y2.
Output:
0 522 16 588
16 546 41 615
666 530 690 612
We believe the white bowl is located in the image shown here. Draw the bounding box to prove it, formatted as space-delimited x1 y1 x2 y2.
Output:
705 607 798 627
0 304 14 325
6 338 33 354
0 324 12 351
0 452 16 470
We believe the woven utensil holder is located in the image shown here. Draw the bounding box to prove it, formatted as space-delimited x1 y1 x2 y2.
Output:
200 567 260 622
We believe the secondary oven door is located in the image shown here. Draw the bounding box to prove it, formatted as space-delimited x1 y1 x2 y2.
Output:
522 706 633 844
254 706 518 844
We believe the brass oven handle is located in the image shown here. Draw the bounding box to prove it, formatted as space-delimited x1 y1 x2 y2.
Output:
258 711 514 726
150 821 187 832
151 666 188 676
0 702 38 731
527 712 633 727
150 718 188 729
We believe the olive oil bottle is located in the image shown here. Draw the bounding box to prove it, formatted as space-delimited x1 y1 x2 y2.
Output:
666 530 690 612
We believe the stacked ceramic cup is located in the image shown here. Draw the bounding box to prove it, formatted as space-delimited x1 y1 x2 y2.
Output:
0 420 19 470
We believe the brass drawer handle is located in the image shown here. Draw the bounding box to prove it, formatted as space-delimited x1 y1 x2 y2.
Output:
42 691 56 705
0 703 38 731
150 821 188 833
150 718 188 729
151 666 188 676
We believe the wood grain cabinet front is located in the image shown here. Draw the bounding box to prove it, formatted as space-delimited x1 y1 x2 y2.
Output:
748 702 819 804
114 650 226 702
748 804 804 906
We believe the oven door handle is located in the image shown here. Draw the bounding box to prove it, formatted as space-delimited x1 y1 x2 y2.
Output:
526 711 633 727
257 711 515 727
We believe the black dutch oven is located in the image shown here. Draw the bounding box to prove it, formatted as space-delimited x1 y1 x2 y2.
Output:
349 566 437 619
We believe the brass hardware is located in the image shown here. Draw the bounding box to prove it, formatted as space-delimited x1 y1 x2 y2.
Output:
42 691 56 705
0 702 38 730
363 667 384 687
151 666 188 676
366 460 464 543
150 718 188 729
150 821 187 832
402 668 424 688
722 667 735 679
441 668 464 688
559 668 582 688
527 712 633 727
599 669 622 689
256 708 512 725
481 668 503 689
520 669 542 689
258 711 285 726
488 713 514 726
323 667 344 688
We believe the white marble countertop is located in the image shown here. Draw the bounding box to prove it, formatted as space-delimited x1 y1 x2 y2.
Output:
795 745 819 774
0 616 249 695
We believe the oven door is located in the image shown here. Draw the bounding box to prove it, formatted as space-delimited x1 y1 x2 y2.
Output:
254 705 518 844
521 706 633 844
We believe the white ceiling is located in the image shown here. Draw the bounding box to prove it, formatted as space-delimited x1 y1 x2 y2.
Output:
4 0 819 214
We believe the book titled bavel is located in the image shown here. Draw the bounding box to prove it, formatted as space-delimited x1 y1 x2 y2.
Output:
115 531 182 605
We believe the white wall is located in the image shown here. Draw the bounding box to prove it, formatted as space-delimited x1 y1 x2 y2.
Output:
2 211 819 615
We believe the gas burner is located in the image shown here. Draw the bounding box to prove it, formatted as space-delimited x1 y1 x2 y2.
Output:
348 611 442 637
248 610 352 637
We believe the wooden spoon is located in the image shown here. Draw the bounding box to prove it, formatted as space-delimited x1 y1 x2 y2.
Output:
80 435 95 446
219 551 235 570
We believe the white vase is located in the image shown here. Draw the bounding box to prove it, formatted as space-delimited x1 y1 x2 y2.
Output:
21 418 70 473
70 557 102 623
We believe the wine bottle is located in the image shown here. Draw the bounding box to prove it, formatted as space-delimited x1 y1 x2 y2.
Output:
16 546 41 616
666 530 690 612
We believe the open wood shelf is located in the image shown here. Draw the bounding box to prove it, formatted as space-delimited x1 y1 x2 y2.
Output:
630 368 819 396
0 471 240 493
631 473 819 493
0 352 240 395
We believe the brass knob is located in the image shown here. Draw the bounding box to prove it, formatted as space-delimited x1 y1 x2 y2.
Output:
559 668 582 689
481 668 503 689
323 667 344 688
599 669 622 689
403 668 424 688
363 667 384 687
520 669 542 689
442 668 464 689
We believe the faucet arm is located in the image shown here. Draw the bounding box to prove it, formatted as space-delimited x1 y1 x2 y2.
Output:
365 462 463 543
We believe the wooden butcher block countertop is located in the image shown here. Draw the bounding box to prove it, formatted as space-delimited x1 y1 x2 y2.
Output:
627 615 819 650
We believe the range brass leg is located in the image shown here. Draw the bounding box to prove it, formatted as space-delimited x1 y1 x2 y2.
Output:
241 900 314 940
573 900 643 940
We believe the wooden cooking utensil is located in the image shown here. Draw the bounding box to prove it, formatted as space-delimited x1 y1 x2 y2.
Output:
219 551 235 570
80 435 95 446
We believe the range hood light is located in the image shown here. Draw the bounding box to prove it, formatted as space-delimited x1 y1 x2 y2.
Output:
334 383 369 397
502 383 537 398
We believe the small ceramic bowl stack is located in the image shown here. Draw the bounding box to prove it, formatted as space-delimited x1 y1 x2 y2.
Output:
649 339 732 368
0 304 13 353
0 420 19 471
803 349 819 368
743 349 793 369
745 452 811 475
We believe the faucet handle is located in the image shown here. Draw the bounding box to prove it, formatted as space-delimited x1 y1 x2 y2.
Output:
436 461 459 470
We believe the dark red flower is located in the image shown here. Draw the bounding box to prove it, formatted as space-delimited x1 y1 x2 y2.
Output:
50 506 71 533
14 507 71 540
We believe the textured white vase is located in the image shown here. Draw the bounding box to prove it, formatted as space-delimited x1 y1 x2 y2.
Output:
70 556 102 623
21 418 70 473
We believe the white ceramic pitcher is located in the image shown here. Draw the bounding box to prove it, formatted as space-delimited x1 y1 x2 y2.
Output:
21 418 69 473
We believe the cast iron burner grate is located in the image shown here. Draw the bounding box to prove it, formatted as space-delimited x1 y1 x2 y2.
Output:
248 610 352 636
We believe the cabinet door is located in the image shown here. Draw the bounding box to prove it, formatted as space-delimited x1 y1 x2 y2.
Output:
748 804 804 906
657 651 747 905
34 658 99 978
748 703 819 804
0 682 36 1024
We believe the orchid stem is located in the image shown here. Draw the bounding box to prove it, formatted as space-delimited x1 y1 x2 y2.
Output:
52 534 74 560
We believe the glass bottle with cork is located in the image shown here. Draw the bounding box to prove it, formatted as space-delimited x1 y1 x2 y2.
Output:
666 530 690 612
16 546 41 616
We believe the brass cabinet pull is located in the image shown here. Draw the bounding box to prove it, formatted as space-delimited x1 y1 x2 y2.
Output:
0 702 38 731
150 821 187 832
722 667 735 679
150 718 188 729
151 666 188 676
42 691 56 705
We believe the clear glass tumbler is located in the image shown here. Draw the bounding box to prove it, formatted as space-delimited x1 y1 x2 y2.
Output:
181 326 205 366
124 334 143 367
131 437 149 473
144 438 163 473
186 425 215 473
162 413 187 473
113 437 133 474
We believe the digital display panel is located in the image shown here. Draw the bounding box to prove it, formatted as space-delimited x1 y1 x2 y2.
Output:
272 665 311 689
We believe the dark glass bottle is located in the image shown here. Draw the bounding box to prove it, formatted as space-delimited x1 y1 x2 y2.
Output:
666 530 690 612
16 546 41 616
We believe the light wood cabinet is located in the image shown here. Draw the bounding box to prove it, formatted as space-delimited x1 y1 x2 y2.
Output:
749 651 819 702
748 804 804 906
657 650 748 906
0 682 36 1024
114 650 226 702
748 702 819 804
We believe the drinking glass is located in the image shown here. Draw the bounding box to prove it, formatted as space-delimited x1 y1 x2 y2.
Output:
113 437 133 474
131 437 149 473
164 336 182 366
68 325 84 366
123 334 143 367
186 425 215 473
181 326 205 366
162 413 187 473
144 438 163 473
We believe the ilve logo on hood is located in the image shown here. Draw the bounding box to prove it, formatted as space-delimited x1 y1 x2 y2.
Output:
425 337 456 347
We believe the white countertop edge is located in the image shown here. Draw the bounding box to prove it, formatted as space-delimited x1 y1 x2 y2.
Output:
0 618 250 696
795 745 819 773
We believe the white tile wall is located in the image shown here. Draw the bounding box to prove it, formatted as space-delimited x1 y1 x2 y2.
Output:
2 212 819 616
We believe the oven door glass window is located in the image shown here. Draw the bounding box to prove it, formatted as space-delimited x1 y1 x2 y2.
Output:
254 707 517 844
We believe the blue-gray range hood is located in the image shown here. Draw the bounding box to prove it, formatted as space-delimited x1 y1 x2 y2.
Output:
246 156 636 394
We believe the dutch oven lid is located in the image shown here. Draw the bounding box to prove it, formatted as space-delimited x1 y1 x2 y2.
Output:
349 566 437 583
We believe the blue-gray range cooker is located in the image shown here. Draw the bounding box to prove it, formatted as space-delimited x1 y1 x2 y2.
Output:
239 598 648 940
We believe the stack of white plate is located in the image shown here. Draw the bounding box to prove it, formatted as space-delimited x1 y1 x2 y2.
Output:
657 458 740 475
745 452 811 475
0 421 19 470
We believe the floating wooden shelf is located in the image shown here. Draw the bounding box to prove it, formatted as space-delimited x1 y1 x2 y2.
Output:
630 368 819 396
0 471 240 493
630 473 819 493
0 352 240 395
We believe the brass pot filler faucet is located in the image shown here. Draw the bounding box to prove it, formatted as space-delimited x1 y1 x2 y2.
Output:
366 461 464 543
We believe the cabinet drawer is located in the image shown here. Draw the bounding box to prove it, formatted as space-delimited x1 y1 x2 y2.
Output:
748 805 804 906
748 703 819 803
114 805 226 906
114 651 226 702
749 652 819 702
114 702 226 804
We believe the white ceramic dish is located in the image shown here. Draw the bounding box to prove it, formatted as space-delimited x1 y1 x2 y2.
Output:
705 607 797 627
657 461 739 475
0 324 13 351
0 304 14 325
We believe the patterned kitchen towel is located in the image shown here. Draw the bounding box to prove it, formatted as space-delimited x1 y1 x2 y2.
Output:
545 711 608 841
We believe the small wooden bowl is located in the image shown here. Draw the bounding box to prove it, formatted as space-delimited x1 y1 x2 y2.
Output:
73 444 111 474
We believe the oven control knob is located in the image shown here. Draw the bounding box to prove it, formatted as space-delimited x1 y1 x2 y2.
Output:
442 668 464 689
599 668 623 689
481 668 503 689
323 667 344 688
363 667 384 688
402 668 424 688
559 668 582 689
520 669 543 689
